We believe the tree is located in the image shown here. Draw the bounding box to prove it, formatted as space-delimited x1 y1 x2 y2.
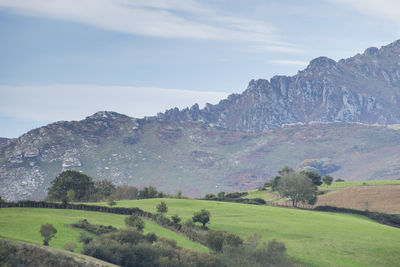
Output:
47 170 94 202
177 190 182 199
139 186 158 199
93 179 116 201
125 214 145 231
300 170 323 186
322 175 334 186
40 223 57 246
192 209 211 228
0 195 4 203
272 166 295 191
171 214 181 224
276 172 318 207
111 185 138 200
156 201 168 214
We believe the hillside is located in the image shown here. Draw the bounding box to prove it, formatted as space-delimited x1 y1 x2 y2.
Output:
156 40 400 131
0 208 207 253
91 198 400 267
2 113 400 200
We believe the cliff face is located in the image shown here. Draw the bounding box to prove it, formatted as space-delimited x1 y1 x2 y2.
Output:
157 40 400 131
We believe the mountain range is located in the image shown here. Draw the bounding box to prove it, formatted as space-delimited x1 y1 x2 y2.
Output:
156 40 400 131
1 40 400 201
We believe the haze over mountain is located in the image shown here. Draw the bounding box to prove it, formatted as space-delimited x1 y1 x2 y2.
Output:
1 40 400 201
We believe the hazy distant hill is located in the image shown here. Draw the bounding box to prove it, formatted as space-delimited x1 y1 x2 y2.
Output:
156 40 400 132
1 111 400 201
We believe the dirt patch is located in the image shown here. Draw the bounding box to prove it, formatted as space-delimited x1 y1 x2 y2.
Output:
316 185 400 214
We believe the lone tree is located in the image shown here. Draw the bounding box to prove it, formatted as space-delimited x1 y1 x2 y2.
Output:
322 175 333 186
276 171 318 207
40 223 57 246
47 170 94 202
192 209 211 228
125 214 145 231
156 201 168 214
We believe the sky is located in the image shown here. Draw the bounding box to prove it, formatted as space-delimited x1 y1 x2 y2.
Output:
1 0 400 138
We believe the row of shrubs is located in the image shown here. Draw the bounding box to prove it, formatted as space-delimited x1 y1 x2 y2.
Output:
314 206 400 228
70 219 117 235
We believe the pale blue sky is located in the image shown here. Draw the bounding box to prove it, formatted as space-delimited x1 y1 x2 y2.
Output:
1 0 400 137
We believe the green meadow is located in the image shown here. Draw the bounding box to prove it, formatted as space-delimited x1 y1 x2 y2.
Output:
0 208 207 253
93 198 400 267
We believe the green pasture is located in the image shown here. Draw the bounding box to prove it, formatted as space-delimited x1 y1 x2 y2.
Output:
0 208 207 253
95 198 400 267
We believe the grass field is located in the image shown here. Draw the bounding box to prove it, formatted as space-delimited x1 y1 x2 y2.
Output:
93 198 400 267
0 208 207 253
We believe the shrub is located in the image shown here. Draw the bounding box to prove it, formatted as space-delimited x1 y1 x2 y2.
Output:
125 214 145 231
71 219 117 235
40 223 57 246
192 209 211 228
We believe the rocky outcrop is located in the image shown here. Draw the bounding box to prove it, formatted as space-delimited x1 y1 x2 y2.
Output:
156 40 400 131
0 111 141 201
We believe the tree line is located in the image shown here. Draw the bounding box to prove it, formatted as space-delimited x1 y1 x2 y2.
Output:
46 170 172 203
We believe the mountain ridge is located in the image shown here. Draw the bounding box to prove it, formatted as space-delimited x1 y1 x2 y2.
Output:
155 39 400 132
2 40 400 201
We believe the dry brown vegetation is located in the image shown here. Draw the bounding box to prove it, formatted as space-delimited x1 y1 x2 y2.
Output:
316 185 400 214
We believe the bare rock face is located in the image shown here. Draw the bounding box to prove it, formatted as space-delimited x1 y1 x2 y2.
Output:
156 40 400 131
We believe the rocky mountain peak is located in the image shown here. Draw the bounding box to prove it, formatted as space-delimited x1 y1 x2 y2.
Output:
364 47 379 56
85 111 129 121
307 56 337 70
155 39 400 131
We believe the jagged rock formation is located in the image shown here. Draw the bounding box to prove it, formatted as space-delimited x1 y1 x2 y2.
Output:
156 40 400 132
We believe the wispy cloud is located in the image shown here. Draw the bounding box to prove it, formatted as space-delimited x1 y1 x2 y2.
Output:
329 0 400 25
0 0 298 52
0 84 229 122
270 60 309 66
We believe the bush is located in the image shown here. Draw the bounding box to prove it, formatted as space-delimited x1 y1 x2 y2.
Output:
78 232 93 244
125 214 145 231
40 223 57 246
71 219 117 235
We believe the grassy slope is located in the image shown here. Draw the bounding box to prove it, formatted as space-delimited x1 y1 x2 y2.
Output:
0 208 207 253
99 198 400 267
